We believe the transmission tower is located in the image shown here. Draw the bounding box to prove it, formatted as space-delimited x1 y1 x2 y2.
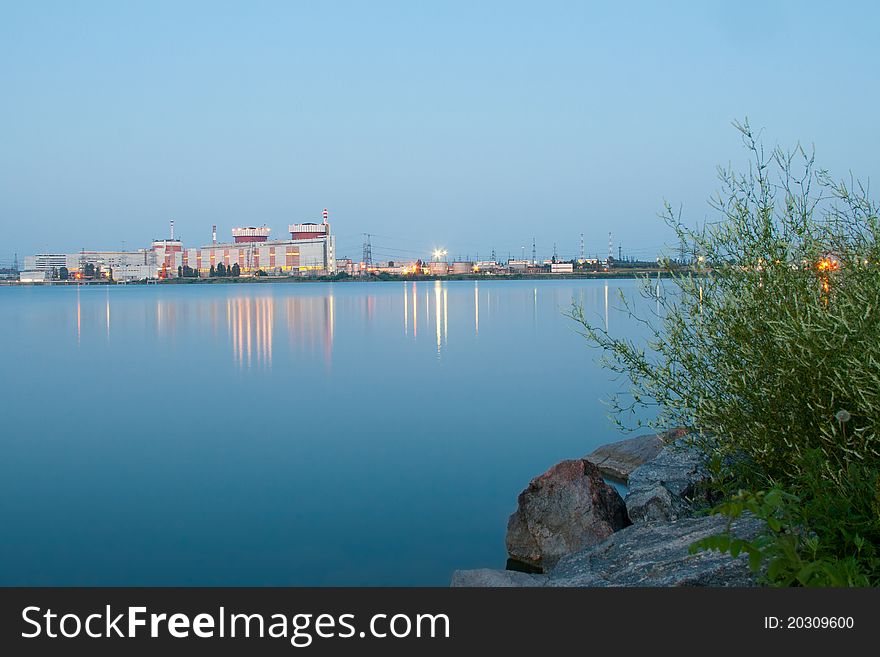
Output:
362 233 373 267
552 242 558 262
531 238 536 265
490 248 496 263
618 244 622 261
12 252 19 272
579 233 584 261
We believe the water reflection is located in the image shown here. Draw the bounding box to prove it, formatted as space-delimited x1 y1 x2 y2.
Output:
534 287 538 328
656 272 662 315
228 297 274 368
604 282 609 331
69 281 637 371
474 282 479 336
412 283 418 338
443 287 448 346
434 281 441 355
155 297 180 339
226 295 338 368
10 278 660 587
76 287 81 344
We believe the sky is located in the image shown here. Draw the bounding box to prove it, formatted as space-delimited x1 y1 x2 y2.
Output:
1 0 879 265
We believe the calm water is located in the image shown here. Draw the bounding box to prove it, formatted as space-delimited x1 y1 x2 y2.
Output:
0 279 655 585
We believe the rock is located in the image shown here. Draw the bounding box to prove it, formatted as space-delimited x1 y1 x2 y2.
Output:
546 513 763 587
451 568 548 587
625 440 711 523
506 459 630 572
586 429 687 481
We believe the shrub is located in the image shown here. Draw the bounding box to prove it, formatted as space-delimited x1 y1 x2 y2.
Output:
691 453 880 586
572 120 880 585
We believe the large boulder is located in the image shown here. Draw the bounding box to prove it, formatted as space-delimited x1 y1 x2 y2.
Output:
625 441 711 523
547 513 763 587
505 459 630 572
585 428 687 481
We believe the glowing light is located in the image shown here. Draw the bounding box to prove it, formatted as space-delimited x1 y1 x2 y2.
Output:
817 257 840 272
817 256 840 296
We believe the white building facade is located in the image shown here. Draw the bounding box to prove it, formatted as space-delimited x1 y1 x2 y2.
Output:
23 212 337 281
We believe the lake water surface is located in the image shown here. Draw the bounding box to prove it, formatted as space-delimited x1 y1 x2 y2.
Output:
0 279 655 585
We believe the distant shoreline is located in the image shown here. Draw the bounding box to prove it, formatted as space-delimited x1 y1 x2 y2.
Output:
3 270 677 287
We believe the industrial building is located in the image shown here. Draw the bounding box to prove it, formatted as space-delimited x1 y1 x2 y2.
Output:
23 253 70 272
22 250 156 281
183 214 336 277
21 210 337 281
19 270 49 283
449 261 474 275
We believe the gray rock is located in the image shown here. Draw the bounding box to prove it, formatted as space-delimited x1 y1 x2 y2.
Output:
450 568 548 587
547 513 763 587
506 459 630 573
625 441 710 523
585 428 687 481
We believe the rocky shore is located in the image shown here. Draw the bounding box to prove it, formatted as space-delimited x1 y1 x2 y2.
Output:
452 431 762 587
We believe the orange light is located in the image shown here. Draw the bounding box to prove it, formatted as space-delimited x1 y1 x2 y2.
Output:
817 257 839 272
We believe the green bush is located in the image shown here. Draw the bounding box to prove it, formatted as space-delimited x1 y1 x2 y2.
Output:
691 454 880 586
572 120 880 585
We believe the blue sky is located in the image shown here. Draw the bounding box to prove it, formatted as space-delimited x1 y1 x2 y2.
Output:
1 1 878 264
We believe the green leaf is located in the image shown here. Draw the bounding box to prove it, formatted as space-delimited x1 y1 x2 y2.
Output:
748 549 763 572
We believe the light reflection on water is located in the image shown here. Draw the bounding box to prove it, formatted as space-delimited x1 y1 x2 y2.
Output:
1 279 651 585
121 279 597 369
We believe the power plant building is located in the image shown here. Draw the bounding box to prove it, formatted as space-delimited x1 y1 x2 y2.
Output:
183 218 336 276
23 250 156 281
21 210 337 281
23 253 70 272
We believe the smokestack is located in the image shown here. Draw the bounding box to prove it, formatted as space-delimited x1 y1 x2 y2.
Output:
170 219 175 241
212 224 217 245
322 208 329 224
